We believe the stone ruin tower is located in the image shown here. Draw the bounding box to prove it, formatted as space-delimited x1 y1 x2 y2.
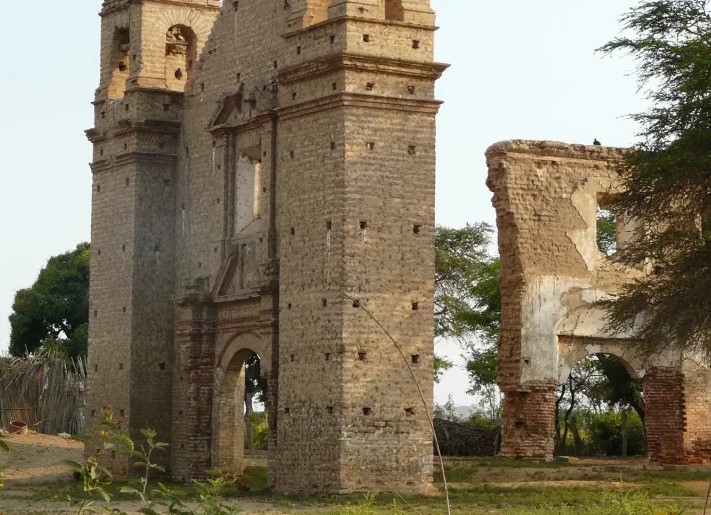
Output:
86 0 447 493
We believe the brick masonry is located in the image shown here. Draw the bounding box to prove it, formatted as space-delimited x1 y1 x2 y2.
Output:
86 0 446 493
487 140 711 464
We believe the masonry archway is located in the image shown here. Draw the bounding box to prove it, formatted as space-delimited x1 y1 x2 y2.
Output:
213 332 268 476
557 349 646 457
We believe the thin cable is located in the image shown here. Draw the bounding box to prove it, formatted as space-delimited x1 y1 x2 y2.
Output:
342 292 452 515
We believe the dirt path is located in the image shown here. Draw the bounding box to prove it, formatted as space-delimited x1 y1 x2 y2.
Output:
0 432 307 515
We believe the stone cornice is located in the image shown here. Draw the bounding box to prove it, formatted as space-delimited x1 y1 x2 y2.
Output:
279 53 448 85
87 120 181 144
486 140 628 164
90 151 177 173
281 14 438 39
279 92 443 121
101 0 220 17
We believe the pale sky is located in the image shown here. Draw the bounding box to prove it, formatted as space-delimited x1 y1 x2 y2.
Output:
0 1 646 406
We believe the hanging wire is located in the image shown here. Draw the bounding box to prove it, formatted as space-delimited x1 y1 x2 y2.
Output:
341 292 452 515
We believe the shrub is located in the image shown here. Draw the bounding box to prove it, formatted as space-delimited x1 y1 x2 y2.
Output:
245 412 269 451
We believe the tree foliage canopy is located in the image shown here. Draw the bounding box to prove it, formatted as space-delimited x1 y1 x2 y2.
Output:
9 243 90 359
600 0 711 354
435 223 500 344
434 224 501 395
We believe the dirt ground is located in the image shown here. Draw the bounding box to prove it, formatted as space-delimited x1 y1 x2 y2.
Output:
2 433 710 514
0 432 291 515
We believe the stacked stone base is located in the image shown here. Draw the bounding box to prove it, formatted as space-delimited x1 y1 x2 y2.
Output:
499 387 557 459
501 369 711 465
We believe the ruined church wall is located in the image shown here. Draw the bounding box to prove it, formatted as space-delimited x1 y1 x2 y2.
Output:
682 358 711 461
486 141 643 458
273 106 348 492
336 105 436 491
487 140 711 464
167 1 283 481
486 140 638 390
90 0 443 489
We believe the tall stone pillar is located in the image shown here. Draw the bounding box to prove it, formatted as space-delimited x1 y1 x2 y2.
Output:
500 388 557 459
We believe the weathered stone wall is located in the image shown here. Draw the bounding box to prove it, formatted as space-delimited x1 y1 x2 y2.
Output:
88 0 445 493
87 0 221 473
487 140 711 464
682 359 711 462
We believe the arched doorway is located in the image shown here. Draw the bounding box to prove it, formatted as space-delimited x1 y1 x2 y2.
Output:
556 352 646 458
213 343 268 475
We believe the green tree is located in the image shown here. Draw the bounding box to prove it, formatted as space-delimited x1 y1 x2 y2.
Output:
596 209 617 256
600 0 711 353
556 355 645 456
244 352 268 450
434 224 501 396
9 243 90 359
588 355 644 422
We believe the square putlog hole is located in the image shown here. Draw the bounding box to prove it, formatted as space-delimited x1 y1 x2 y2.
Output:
362 407 372 416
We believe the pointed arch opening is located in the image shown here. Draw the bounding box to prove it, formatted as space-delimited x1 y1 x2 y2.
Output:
165 25 197 92
108 28 131 99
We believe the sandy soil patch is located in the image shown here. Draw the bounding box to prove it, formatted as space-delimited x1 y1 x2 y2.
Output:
2 431 83 487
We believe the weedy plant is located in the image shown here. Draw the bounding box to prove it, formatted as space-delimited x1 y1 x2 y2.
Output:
0 436 8 490
329 495 406 515
64 407 242 514
64 406 135 513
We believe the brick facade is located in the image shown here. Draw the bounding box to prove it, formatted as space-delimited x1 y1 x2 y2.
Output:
86 0 446 493
487 140 711 465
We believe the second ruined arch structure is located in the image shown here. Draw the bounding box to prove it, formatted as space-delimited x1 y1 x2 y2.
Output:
87 0 446 493
487 140 711 464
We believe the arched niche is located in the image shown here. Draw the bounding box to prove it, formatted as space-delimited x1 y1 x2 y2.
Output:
165 25 197 92
108 28 131 99
384 0 405 21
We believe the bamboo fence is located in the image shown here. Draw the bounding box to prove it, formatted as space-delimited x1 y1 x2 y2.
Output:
0 354 86 436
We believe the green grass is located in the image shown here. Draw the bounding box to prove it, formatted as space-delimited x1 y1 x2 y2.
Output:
6 458 706 514
244 465 269 491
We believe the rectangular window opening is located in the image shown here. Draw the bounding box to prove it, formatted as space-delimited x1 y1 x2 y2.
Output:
597 194 618 257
